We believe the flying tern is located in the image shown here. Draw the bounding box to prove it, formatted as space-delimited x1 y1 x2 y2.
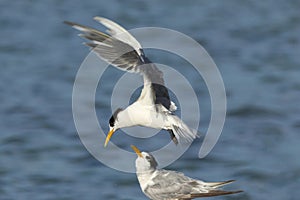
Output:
65 17 198 146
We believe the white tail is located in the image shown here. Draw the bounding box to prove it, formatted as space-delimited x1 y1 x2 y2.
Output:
168 115 198 144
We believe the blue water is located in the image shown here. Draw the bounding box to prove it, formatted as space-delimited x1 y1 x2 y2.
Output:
1 0 300 199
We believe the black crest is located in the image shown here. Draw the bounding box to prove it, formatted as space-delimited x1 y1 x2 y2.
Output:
145 153 158 168
109 108 123 127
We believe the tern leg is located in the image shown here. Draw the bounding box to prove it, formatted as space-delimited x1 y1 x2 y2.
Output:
167 129 178 145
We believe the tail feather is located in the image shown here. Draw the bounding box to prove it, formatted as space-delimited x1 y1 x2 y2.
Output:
169 115 198 144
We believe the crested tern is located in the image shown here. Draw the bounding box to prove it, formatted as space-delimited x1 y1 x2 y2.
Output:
64 17 198 146
131 145 242 200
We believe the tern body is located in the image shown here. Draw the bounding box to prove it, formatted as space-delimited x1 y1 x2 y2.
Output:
131 145 242 200
117 101 188 133
65 17 198 145
121 102 165 129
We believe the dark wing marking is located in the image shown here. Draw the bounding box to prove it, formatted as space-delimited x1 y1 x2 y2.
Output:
64 19 172 111
64 21 144 73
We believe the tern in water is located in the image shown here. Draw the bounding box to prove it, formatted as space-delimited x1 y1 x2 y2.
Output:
131 145 242 200
64 17 198 146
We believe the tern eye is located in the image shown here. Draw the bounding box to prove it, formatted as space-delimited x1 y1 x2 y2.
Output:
145 155 151 160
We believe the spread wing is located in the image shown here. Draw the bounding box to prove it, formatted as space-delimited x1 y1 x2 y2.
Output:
64 17 175 111
144 170 242 200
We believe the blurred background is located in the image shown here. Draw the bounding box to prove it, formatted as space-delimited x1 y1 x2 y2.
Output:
1 0 300 199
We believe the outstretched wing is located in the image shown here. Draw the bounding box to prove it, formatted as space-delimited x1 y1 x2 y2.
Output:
64 17 174 111
144 170 242 199
64 20 143 73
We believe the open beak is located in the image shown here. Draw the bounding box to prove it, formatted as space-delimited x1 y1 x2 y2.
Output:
131 145 143 158
104 128 115 147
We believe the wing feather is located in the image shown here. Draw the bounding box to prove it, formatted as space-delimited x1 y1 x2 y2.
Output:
143 170 242 199
179 190 243 199
93 17 142 54
64 18 174 111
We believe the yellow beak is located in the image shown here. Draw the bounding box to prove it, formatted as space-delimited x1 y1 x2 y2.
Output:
131 145 143 158
104 128 115 147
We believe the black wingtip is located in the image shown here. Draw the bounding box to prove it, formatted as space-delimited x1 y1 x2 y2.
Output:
223 179 236 184
233 190 244 194
63 20 76 26
63 20 71 25
189 190 243 198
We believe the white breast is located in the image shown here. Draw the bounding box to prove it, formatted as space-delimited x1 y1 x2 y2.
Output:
137 171 157 192
127 102 167 129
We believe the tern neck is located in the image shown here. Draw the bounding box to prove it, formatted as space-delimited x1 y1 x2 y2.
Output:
137 168 155 175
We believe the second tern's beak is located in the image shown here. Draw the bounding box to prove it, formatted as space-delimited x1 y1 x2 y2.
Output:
131 145 143 158
104 128 115 147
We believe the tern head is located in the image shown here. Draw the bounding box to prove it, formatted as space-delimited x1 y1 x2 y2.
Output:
104 108 124 147
131 145 158 173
